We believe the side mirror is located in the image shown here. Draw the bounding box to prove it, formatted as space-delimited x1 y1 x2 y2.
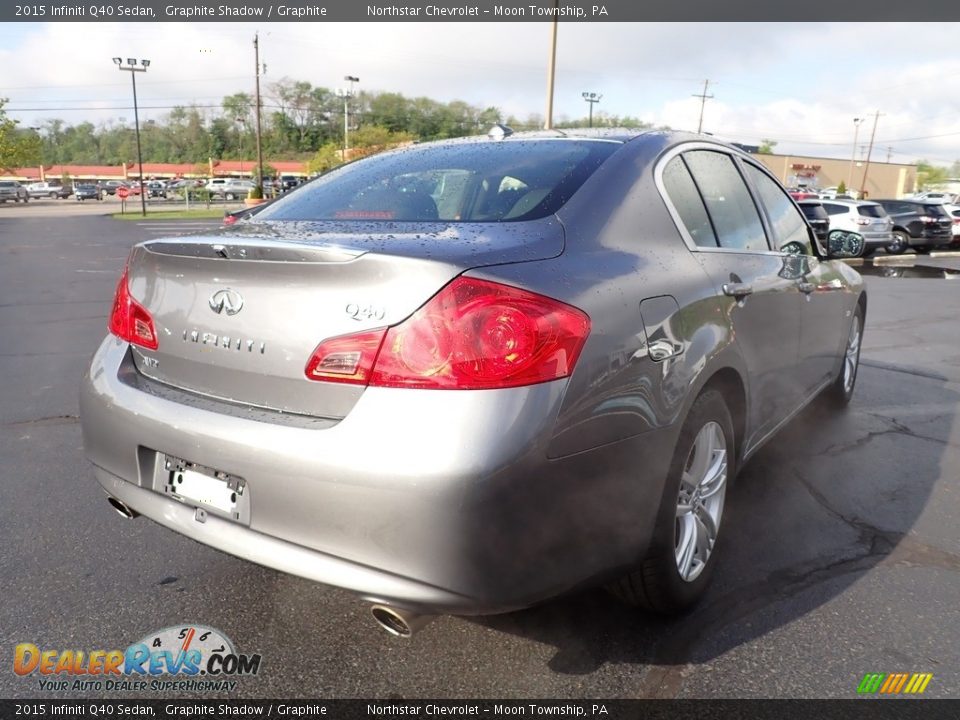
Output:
826 230 865 259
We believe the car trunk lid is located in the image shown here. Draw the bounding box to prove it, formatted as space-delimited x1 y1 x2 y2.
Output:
124 218 564 418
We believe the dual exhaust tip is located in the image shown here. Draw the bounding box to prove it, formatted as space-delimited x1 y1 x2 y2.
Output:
107 496 139 519
106 497 433 637
370 605 435 637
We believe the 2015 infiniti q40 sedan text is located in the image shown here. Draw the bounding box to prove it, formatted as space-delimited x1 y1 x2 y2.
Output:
80 129 866 637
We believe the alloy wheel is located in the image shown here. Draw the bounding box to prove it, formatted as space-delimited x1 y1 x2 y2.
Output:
675 421 728 582
843 314 861 394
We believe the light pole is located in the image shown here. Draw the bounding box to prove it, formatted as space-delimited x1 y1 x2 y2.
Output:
340 75 359 161
848 117 864 189
582 92 602 128
113 57 149 217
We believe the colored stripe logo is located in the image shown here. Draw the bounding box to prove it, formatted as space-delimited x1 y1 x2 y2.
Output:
857 672 933 695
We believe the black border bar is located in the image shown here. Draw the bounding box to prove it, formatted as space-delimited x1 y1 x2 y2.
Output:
1 699 956 719
4 0 960 22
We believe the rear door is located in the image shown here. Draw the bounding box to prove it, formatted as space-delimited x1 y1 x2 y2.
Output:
661 147 803 445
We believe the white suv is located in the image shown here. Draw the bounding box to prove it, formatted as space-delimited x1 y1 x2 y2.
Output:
820 199 893 256
205 178 254 200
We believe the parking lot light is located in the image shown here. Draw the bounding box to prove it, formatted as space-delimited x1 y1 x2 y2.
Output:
112 57 150 217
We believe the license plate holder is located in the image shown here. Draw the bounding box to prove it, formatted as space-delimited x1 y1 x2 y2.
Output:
159 455 250 524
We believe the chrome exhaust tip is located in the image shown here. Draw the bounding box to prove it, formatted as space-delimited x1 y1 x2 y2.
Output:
107 496 139 519
370 605 435 638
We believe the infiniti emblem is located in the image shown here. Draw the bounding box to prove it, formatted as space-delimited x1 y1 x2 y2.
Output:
209 288 244 316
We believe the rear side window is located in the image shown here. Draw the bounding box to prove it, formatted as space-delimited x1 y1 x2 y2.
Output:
683 150 769 252
661 156 718 248
743 164 810 251
258 140 619 223
857 205 887 218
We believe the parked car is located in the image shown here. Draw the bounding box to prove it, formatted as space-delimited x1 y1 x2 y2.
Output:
874 199 955 254
27 181 71 199
205 178 255 200
279 175 302 192
788 188 818 201
80 131 866 634
145 181 167 199
819 187 860 200
98 180 128 197
0 180 29 203
819 199 893 257
944 204 960 239
796 199 830 244
913 191 958 204
74 184 101 201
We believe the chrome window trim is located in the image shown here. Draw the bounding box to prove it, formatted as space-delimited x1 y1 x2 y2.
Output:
655 141 781 257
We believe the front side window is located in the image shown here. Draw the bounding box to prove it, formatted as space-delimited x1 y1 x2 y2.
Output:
744 164 812 253
258 140 619 223
683 150 769 252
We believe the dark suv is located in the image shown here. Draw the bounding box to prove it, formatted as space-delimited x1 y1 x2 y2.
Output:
875 199 955 254
796 200 830 244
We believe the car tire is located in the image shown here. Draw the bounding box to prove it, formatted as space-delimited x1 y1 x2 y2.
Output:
49 192 57 199
225 193 236 201
824 304 864 408
885 231 909 255
608 389 734 614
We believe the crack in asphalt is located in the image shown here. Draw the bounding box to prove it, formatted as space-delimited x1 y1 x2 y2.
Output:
637 412 959 699
822 412 959 455
4 415 79 427
858 359 950 382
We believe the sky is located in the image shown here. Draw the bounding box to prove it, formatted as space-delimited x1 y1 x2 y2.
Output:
2 21 960 167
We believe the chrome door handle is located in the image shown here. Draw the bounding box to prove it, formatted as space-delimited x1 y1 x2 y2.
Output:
797 282 816 294
722 283 753 299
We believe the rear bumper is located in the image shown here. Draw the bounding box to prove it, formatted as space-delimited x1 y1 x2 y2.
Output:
80 337 673 614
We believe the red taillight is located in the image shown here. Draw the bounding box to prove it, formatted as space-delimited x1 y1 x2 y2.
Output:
304 277 591 390
304 328 386 385
222 214 238 226
108 266 159 350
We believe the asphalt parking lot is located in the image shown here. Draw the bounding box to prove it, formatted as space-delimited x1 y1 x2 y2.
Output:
1 203 958 699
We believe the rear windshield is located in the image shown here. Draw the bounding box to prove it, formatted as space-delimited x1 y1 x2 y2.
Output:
257 140 620 223
799 204 828 221
920 204 949 217
857 205 887 218
0 182 15 188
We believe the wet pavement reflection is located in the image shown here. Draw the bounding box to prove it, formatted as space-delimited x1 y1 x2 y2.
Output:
853 259 960 280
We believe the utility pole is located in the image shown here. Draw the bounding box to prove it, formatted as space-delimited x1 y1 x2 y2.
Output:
544 2 559 129
860 110 883 199
693 79 713 134
253 33 264 195
886 147 894 163
848 117 864 187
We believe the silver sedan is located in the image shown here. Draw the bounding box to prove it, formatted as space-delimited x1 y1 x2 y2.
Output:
80 129 866 636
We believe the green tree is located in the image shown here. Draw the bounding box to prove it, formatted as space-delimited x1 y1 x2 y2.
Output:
0 99 41 170
916 160 949 190
758 138 778 154
837 180 847 195
306 142 341 174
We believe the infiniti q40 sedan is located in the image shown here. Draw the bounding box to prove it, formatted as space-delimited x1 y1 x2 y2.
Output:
80 130 866 635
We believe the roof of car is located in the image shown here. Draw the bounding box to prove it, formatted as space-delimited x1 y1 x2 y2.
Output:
819 198 880 206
